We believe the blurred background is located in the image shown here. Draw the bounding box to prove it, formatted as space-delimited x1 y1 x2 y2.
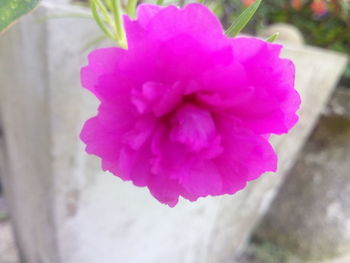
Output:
0 0 349 263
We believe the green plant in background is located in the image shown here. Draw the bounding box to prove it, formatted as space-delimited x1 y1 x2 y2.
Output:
261 0 350 78
246 241 302 263
224 0 350 80
1 0 348 80
0 0 40 33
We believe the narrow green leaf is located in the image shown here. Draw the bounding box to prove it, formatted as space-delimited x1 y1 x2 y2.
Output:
95 0 115 27
225 0 262 37
156 0 164 5
91 0 116 40
266 32 279 42
0 0 40 33
111 0 127 48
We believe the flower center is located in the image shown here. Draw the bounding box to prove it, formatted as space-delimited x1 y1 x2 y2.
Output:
130 80 222 156
131 81 184 117
170 104 217 152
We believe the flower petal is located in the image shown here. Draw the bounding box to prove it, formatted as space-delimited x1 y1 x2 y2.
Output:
199 37 301 135
215 117 277 194
180 161 223 198
81 48 125 98
139 3 226 47
170 105 216 152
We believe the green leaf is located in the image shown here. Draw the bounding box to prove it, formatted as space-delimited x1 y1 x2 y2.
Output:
111 0 127 48
90 0 116 41
0 0 40 33
225 0 262 37
266 32 279 42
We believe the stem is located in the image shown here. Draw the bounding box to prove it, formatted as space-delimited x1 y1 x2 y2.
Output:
126 0 138 18
91 0 116 40
95 0 115 27
112 0 127 48
266 32 279 42
105 0 113 10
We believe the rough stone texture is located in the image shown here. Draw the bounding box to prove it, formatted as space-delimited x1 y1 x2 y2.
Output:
0 195 9 221
0 220 19 263
315 254 350 263
0 2 347 263
239 242 350 263
254 89 350 262
0 120 8 222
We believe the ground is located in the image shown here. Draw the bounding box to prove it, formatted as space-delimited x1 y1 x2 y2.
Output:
1 194 350 263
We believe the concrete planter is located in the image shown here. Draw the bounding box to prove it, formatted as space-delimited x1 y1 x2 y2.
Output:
0 2 347 263
254 89 350 262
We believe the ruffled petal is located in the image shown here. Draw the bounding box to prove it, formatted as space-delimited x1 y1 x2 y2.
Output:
147 172 182 207
170 105 217 152
215 117 277 194
136 4 162 27
197 37 300 135
118 145 152 186
80 116 128 180
81 48 126 97
180 161 223 198
143 3 226 47
80 117 121 161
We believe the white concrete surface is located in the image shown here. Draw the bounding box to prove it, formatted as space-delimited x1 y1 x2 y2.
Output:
0 220 19 263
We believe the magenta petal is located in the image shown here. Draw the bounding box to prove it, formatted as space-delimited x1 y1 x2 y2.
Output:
80 117 120 161
81 48 125 97
170 105 216 152
181 161 223 198
153 81 185 117
123 4 162 44
124 115 157 150
145 3 226 47
80 117 129 181
118 145 151 186
231 38 300 134
231 37 282 63
148 172 182 207
136 4 162 27
216 118 277 187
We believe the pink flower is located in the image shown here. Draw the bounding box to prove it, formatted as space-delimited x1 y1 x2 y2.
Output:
291 0 303 10
242 0 255 7
311 0 328 16
80 3 300 207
